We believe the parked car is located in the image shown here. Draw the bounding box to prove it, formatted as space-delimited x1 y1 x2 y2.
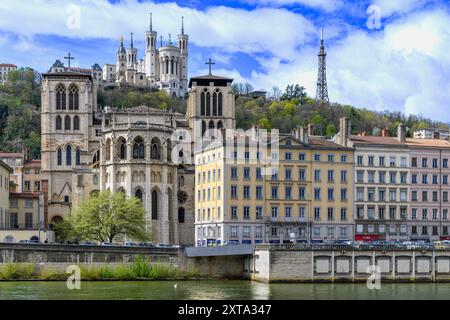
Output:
100 242 120 246
80 241 97 246
123 242 139 247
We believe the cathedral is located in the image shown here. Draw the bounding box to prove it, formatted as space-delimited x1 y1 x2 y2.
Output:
40 42 236 245
103 14 189 98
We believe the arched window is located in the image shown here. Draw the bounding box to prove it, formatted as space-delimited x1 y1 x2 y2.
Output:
105 139 111 161
133 137 145 159
152 190 158 220
217 121 223 130
170 59 174 74
167 139 172 162
218 92 223 116
151 138 161 160
206 92 211 116
73 116 80 130
200 92 205 116
56 116 62 130
202 121 206 136
64 195 70 203
57 148 62 165
66 145 72 166
68 84 79 110
178 207 185 223
65 115 71 130
213 92 217 116
55 84 66 110
135 189 143 203
165 59 169 74
75 148 81 165
118 137 127 160
209 120 215 130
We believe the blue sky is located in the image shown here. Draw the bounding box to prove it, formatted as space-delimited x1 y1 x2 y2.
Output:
0 0 449 121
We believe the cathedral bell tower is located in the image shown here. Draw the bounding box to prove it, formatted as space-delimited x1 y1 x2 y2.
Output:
126 32 138 70
187 64 235 142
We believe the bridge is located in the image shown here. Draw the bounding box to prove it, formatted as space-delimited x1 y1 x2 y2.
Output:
184 244 254 257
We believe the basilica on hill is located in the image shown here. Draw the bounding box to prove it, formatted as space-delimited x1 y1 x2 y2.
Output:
40 16 236 245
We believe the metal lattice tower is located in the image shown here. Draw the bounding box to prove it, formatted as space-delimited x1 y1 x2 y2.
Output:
316 29 329 103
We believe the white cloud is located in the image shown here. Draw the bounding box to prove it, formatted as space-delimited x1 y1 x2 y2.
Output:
238 0 343 12
0 1 449 121
0 0 315 60
372 0 432 17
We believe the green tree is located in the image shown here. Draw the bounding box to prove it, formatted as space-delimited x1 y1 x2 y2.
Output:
67 191 149 243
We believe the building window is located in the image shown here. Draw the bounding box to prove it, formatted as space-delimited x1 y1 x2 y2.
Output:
231 207 237 219
133 137 145 159
75 148 81 166
66 145 72 166
56 84 66 110
73 116 80 130
25 212 33 229
68 84 79 110
57 148 62 165
24 180 31 192
56 115 62 130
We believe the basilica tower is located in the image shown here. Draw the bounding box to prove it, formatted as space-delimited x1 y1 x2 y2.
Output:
145 13 158 85
177 16 189 94
116 36 127 80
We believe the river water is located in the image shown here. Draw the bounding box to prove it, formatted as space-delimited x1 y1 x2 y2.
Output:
1 281 450 299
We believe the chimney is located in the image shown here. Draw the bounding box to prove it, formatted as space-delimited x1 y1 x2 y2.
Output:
339 117 350 147
307 124 315 136
381 128 389 137
23 146 30 162
397 123 406 143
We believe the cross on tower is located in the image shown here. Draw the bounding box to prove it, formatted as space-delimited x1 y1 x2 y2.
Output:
64 52 75 69
205 58 215 75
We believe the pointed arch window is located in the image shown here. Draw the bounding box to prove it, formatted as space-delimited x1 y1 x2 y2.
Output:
56 84 66 110
200 92 205 116
105 139 111 161
217 121 223 130
218 92 223 116
167 139 172 162
202 121 207 136
66 145 72 166
65 115 71 130
68 84 79 110
152 190 158 220
135 189 143 203
212 92 218 116
57 148 62 166
75 148 81 166
151 138 161 160
206 92 211 116
73 116 80 131
118 138 127 160
133 137 145 159
56 116 62 130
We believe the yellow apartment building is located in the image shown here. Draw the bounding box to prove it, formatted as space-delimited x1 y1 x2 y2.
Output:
194 128 355 246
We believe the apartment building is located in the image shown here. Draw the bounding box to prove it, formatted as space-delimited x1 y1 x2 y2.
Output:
194 127 355 246
0 63 17 85
407 138 450 241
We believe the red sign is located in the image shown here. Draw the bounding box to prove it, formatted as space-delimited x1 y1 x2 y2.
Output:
440 236 450 240
355 234 381 241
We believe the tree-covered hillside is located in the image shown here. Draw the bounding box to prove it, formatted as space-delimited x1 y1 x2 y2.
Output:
0 72 448 159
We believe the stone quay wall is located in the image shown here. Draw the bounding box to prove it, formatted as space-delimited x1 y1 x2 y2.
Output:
252 245 450 283
0 243 247 279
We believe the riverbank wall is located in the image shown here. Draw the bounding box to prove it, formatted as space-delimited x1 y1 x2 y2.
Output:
0 243 247 280
251 245 450 283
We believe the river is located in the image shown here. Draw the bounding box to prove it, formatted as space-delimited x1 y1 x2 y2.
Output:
1 281 450 299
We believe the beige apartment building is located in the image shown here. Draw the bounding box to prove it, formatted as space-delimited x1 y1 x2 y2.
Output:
194 127 355 246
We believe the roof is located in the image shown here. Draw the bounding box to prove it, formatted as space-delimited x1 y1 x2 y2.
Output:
189 74 233 88
308 137 354 150
0 152 22 158
0 160 13 173
350 135 405 146
42 71 92 80
9 192 41 199
406 138 450 148
0 64 17 68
